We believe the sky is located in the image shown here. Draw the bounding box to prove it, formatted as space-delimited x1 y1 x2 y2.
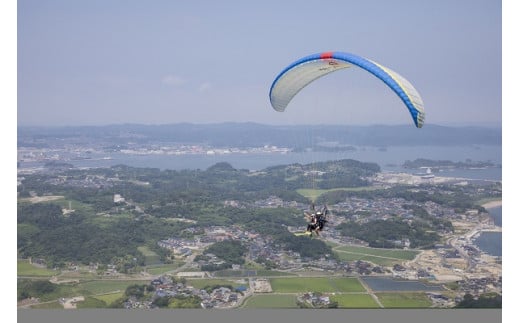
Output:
16 0 503 127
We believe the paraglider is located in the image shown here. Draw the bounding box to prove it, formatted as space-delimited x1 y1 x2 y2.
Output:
305 203 328 237
269 51 425 128
294 203 329 238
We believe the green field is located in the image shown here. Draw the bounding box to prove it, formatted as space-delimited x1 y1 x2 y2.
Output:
376 292 432 308
145 263 184 275
53 198 95 213
270 277 365 293
75 279 149 295
19 282 76 302
242 294 299 308
335 252 400 267
330 293 380 308
138 246 161 265
17 259 58 277
76 296 108 308
57 271 99 280
92 291 124 305
335 246 420 260
18 196 96 214
255 270 296 276
334 245 420 266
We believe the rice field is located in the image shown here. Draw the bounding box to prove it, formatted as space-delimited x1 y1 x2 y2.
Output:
75 279 149 295
92 292 124 305
330 293 380 308
76 296 108 308
376 292 432 308
241 294 299 308
334 252 399 267
269 277 365 293
18 273 438 309
334 245 420 266
335 246 420 260
145 263 184 275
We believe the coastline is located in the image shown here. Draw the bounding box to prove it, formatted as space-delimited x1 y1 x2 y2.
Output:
481 200 502 209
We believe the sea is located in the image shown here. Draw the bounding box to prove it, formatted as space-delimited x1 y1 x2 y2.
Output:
474 206 502 257
21 144 502 175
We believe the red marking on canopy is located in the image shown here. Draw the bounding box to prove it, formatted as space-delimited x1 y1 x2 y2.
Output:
320 52 334 59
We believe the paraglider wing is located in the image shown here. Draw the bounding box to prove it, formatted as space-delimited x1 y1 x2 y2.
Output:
269 51 425 128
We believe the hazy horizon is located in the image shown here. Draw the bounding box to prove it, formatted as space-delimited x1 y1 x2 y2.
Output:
16 120 502 129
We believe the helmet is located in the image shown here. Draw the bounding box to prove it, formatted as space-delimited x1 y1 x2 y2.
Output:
316 211 322 215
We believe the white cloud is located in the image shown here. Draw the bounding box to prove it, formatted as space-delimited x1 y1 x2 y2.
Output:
198 82 212 92
162 75 186 86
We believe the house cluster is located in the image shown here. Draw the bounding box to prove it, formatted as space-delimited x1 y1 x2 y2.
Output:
203 226 260 242
195 253 228 269
455 277 502 297
123 296 153 309
118 144 291 156
200 286 243 309
391 263 436 280
157 222 406 276
45 174 118 189
123 275 248 309
253 196 303 209
159 225 261 259
297 292 332 308
157 238 202 257
333 197 458 225
223 196 306 210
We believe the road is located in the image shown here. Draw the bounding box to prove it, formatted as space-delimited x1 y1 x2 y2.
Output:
357 277 384 308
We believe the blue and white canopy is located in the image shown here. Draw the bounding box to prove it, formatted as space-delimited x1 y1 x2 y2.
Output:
269 51 425 128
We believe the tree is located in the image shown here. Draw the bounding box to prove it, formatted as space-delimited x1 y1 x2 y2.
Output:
125 284 146 298
204 240 247 265
455 293 501 308
17 280 57 300
152 296 170 308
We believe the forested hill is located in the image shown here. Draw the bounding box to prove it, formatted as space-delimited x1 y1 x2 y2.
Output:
17 159 380 267
17 158 500 267
18 123 501 148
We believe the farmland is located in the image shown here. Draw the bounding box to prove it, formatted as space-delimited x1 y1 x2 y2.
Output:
270 277 365 293
18 259 441 309
18 259 57 277
333 245 420 266
241 294 298 308
376 292 432 308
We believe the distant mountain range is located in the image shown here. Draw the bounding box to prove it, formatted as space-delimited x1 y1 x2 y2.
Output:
18 123 501 148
